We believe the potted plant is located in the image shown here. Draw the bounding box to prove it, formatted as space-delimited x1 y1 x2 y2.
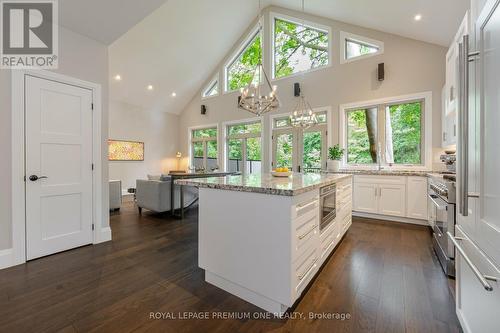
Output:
327 144 344 172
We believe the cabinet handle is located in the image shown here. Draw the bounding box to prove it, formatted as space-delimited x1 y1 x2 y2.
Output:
447 232 497 291
296 198 318 212
298 224 317 240
298 257 318 280
458 35 476 216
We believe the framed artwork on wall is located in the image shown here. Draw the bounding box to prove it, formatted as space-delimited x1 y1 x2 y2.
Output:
108 140 144 161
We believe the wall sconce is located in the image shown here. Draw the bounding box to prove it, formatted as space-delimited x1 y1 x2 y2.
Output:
176 152 182 170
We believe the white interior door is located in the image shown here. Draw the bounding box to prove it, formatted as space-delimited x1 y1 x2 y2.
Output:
25 75 94 260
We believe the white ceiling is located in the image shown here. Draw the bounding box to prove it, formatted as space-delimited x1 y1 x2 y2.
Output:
61 0 468 114
59 0 169 44
108 0 263 114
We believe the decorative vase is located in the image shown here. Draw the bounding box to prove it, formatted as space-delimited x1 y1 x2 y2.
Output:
327 160 340 172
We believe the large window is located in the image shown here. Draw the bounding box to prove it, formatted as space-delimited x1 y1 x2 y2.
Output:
226 121 262 174
344 99 424 167
190 127 218 170
273 15 329 79
225 28 262 92
272 111 328 173
346 108 378 164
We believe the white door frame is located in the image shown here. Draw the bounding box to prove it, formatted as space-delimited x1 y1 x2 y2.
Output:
11 69 106 266
268 106 333 171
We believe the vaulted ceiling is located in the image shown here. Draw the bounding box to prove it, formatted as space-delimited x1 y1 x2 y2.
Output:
60 0 469 115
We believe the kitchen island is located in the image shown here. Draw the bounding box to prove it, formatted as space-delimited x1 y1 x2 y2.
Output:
175 173 353 315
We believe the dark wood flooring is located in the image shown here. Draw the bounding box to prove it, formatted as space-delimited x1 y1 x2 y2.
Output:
0 202 461 333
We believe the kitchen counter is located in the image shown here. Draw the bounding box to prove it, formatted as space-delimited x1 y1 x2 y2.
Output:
175 172 352 196
325 169 433 177
183 172 353 315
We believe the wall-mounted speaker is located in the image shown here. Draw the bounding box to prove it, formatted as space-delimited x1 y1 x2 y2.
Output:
201 105 207 115
294 82 301 97
378 63 385 81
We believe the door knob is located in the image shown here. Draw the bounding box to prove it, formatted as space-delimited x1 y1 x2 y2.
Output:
29 175 48 181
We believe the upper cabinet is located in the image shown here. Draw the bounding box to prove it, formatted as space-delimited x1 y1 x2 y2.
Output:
442 12 470 147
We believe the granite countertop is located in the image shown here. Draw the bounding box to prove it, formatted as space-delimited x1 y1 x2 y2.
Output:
174 172 352 196
168 171 240 178
324 169 433 177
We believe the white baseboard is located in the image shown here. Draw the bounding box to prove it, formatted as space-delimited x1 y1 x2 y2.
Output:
95 227 112 243
353 211 430 226
205 270 288 316
0 248 14 270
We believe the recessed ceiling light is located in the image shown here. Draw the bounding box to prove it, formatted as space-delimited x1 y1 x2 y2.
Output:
114 74 121 81
414 14 422 21
147 85 154 91
171 92 176 97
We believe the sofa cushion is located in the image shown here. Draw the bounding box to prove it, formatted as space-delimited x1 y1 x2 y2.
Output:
160 174 171 181
147 174 161 181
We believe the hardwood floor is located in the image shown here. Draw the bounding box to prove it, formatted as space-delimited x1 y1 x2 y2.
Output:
0 202 461 333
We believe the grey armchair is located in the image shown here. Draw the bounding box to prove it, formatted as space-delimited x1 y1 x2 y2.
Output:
136 178 198 214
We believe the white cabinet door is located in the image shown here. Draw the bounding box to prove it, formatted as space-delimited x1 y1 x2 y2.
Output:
406 177 428 220
378 184 406 217
477 0 500 267
455 228 500 333
353 183 378 214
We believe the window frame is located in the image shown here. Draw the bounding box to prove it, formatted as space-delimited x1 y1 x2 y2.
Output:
188 124 219 170
201 75 219 99
222 117 264 173
223 24 262 93
269 107 332 172
270 12 332 81
339 92 432 170
340 31 384 64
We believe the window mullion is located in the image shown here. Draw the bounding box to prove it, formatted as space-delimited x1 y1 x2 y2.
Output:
203 141 208 169
378 104 386 166
242 139 247 174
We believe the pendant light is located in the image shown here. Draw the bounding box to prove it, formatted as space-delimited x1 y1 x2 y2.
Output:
289 0 318 129
238 0 280 116
289 93 318 128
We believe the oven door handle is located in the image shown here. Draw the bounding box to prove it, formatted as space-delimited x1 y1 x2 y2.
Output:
428 194 448 211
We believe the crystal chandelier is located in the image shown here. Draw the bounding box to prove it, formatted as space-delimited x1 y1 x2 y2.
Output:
238 1 280 116
289 0 318 129
289 94 318 129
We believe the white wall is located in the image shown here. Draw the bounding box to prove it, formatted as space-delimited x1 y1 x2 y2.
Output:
0 26 109 251
178 6 447 171
0 70 12 251
109 101 179 192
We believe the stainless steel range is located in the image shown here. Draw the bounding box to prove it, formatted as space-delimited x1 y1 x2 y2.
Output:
429 173 456 277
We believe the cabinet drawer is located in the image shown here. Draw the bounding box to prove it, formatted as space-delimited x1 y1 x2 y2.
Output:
338 181 352 193
337 187 352 203
291 197 319 220
354 175 406 185
293 245 319 298
320 223 338 260
320 217 337 243
341 213 352 234
337 192 352 208
292 211 318 261
338 203 352 221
